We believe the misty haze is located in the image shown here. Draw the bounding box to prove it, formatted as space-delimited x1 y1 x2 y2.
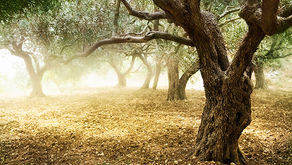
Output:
0 0 291 164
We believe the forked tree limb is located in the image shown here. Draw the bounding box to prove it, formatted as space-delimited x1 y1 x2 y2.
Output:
65 31 193 64
239 0 292 35
227 0 292 80
121 0 167 20
123 55 136 75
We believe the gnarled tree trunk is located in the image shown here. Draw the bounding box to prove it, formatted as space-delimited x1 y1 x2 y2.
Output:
192 25 265 165
153 0 269 164
10 41 47 97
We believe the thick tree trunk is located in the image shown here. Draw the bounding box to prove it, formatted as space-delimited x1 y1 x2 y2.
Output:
117 73 127 87
23 56 45 97
194 76 252 165
30 73 45 97
150 2 265 162
152 61 162 90
254 61 266 89
192 25 265 165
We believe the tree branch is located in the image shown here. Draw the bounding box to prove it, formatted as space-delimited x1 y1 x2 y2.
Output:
218 7 240 20
239 0 292 35
65 31 193 64
121 0 167 20
262 0 279 34
226 25 265 81
219 17 241 27
279 4 292 17
123 55 136 75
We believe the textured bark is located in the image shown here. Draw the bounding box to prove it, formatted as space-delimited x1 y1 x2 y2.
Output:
167 57 180 100
193 21 265 165
152 0 269 164
254 61 266 89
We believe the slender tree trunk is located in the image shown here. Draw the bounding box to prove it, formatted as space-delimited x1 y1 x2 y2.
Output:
109 55 136 87
109 57 126 87
109 62 127 87
138 54 153 89
178 60 200 99
141 66 152 89
152 61 162 90
254 61 266 89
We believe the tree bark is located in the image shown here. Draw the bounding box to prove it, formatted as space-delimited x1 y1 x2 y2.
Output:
152 60 162 90
9 40 48 97
109 55 136 87
22 56 45 97
254 60 266 89
178 60 199 99
193 26 265 165
152 1 267 164
109 60 127 87
138 54 153 89
30 72 45 97
167 56 180 100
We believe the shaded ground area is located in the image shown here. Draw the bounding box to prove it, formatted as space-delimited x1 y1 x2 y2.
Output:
0 88 291 164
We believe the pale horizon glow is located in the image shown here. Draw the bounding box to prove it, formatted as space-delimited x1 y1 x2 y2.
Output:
0 48 206 97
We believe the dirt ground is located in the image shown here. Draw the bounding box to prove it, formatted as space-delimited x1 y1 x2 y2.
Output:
0 88 291 165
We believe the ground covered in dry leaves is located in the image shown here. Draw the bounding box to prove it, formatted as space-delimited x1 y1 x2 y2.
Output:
0 88 291 164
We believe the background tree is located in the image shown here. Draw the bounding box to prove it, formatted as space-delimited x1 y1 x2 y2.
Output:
254 31 292 89
0 2 61 96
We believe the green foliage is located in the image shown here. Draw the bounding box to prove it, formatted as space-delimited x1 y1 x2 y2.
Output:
0 0 61 21
256 29 292 69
